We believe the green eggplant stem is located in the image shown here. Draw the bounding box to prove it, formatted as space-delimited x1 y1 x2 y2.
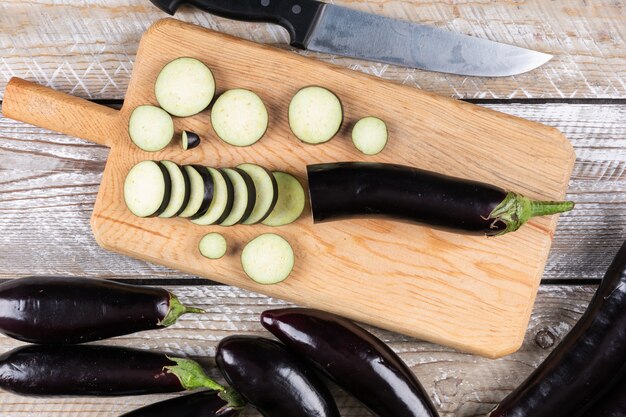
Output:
164 357 246 409
158 294 205 327
488 192 575 236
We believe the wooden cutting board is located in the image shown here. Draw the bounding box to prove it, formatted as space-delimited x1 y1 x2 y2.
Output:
2 18 575 358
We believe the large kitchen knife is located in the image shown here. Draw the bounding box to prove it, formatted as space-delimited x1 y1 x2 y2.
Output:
149 0 552 77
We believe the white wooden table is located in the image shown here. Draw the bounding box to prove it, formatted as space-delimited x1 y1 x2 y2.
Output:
0 1 624 415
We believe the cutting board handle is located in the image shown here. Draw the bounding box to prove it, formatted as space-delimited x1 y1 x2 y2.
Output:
2 77 120 147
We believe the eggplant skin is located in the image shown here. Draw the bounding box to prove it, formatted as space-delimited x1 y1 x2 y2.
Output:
307 162 507 234
0 276 171 344
120 390 240 417
261 308 438 417
216 335 340 417
0 344 182 396
580 369 626 417
489 240 626 417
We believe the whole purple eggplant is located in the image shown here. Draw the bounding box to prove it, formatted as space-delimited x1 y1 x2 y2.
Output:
120 390 241 417
488 239 626 417
261 308 438 417
0 343 244 408
216 335 340 417
0 276 203 344
307 162 574 236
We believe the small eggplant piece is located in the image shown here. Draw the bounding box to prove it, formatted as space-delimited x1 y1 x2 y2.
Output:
216 335 340 417
0 276 204 344
181 130 201 150
488 239 626 417
120 390 241 417
0 344 245 403
307 162 574 236
261 308 438 417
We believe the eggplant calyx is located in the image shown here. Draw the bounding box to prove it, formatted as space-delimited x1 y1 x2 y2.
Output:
488 192 575 236
159 294 205 327
164 357 224 391
218 387 247 411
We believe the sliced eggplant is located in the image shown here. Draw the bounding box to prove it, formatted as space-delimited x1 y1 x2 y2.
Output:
178 165 212 218
211 89 268 147
289 86 343 144
155 57 215 117
191 167 234 226
158 161 190 218
241 233 294 285
352 116 388 155
181 131 201 151
219 168 256 226
124 161 171 218
128 105 174 152
216 169 236 224
237 163 279 225
262 172 306 227
199 233 228 260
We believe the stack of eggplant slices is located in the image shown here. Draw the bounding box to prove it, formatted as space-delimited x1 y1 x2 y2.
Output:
124 57 574 284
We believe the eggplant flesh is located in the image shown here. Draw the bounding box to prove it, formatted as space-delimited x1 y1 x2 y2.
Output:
307 162 574 236
488 239 626 417
120 390 240 417
261 308 438 417
0 344 183 396
216 335 340 417
0 276 202 344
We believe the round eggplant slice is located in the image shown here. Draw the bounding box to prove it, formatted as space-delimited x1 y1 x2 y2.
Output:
262 172 306 227
178 166 212 219
181 131 201 151
128 105 174 152
124 161 172 218
211 89 268 147
241 234 294 285
158 161 191 218
216 170 235 225
198 233 228 260
288 86 342 144
189 165 214 220
352 116 388 155
155 57 215 117
191 167 234 226
219 168 256 226
237 163 279 225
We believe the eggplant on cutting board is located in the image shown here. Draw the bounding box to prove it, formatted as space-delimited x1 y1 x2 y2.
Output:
307 162 574 236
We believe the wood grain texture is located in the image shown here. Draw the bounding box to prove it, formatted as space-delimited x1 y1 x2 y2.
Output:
0 284 597 417
2 19 576 357
1 102 623 282
0 0 624 100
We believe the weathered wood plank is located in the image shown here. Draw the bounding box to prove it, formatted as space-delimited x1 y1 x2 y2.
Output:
0 285 597 417
1 103 624 280
0 0 624 100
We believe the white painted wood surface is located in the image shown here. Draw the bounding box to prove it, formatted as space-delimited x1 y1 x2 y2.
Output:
0 0 624 100
0 285 598 417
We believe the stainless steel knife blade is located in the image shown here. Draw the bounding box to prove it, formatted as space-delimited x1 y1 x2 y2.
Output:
305 4 552 77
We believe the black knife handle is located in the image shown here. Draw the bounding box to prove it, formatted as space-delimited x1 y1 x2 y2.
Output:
150 0 325 48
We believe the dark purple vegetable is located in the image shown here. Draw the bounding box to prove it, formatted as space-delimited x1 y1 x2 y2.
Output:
216 335 340 417
261 308 438 417
181 130 201 150
488 239 626 417
0 276 204 344
120 390 242 417
307 162 574 236
580 369 626 417
0 344 244 403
